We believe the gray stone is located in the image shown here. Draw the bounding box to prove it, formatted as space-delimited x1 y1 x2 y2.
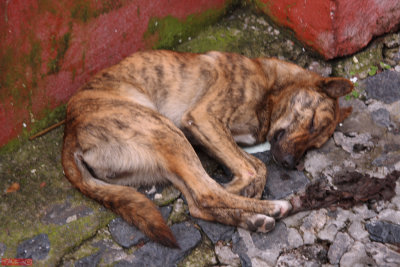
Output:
128 222 201 267
348 220 369 241
196 219 235 244
0 243 6 258
16 234 50 261
300 210 328 245
108 217 148 248
308 61 332 77
251 222 288 250
74 250 103 267
232 228 282 267
328 232 354 264
371 108 391 127
339 241 374 267
338 98 385 136
254 151 310 200
353 204 376 220
333 132 374 157
384 47 400 62
318 223 339 243
283 210 310 228
378 209 400 224
215 242 241 267
91 239 128 265
373 153 400 167
384 33 400 48
366 220 400 245
304 149 333 179
365 71 400 104
287 228 303 248
41 202 93 225
277 244 328 267
365 242 400 266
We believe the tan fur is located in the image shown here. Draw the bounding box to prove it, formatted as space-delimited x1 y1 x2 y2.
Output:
62 50 353 247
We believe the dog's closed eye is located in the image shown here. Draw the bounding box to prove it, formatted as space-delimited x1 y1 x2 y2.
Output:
309 113 315 133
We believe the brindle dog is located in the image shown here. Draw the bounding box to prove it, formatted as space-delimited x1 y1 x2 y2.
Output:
62 50 353 247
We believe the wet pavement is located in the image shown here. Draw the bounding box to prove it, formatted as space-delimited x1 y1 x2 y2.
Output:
1 7 400 266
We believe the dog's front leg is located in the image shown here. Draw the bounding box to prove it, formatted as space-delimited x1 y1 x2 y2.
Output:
182 110 267 198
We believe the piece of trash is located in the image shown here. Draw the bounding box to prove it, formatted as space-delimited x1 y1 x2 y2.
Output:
40 182 46 188
6 183 20 193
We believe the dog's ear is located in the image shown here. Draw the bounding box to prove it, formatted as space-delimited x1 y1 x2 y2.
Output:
338 106 353 122
317 77 354 98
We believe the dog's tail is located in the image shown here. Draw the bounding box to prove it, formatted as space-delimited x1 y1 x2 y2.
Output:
62 133 178 248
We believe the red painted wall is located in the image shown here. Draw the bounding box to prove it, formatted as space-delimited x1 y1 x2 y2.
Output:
0 0 232 147
254 0 400 59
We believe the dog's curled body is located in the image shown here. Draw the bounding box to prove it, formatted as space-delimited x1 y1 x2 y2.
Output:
62 50 353 247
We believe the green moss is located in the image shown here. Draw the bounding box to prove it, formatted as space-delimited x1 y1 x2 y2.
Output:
71 0 94 22
71 0 125 23
47 32 71 74
0 123 115 265
177 27 242 53
178 235 217 267
0 104 66 155
144 1 236 50
27 41 42 87
333 42 384 78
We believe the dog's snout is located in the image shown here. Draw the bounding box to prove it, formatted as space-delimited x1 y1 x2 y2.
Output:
282 154 295 169
273 129 285 142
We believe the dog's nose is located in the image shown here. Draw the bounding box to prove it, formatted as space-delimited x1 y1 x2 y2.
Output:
282 155 295 169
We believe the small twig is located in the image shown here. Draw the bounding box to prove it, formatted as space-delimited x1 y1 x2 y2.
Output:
29 119 66 141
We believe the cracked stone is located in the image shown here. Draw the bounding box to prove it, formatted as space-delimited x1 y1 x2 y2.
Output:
75 249 103 267
328 232 354 265
307 61 332 77
371 108 392 128
196 219 235 244
251 222 288 250
283 210 310 228
317 222 339 242
365 71 400 104
365 242 400 266
378 209 400 224
121 222 201 266
215 242 241 267
366 221 400 245
333 132 374 158
232 228 282 267
16 234 50 261
276 244 328 267
339 241 374 267
41 202 93 225
287 228 303 249
348 220 369 242
304 148 333 179
108 217 148 248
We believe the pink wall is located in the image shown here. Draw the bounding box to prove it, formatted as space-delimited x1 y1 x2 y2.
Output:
0 0 232 147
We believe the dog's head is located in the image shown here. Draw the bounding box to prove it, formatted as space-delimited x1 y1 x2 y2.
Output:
267 77 353 169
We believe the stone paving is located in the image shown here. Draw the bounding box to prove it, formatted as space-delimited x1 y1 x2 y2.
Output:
1 7 400 267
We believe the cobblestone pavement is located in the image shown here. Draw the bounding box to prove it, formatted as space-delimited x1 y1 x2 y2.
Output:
1 7 400 266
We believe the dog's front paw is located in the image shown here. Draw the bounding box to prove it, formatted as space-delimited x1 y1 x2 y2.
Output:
270 200 292 219
241 214 275 233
